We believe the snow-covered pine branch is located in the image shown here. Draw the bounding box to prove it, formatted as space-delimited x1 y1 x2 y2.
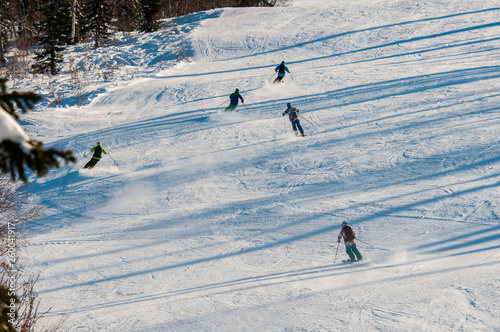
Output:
0 79 75 183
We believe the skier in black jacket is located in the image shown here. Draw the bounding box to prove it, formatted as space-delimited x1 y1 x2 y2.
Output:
84 142 108 169
273 61 290 83
224 89 244 112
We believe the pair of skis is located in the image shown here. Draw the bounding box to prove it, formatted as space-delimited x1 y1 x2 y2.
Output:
334 239 373 264
341 259 364 264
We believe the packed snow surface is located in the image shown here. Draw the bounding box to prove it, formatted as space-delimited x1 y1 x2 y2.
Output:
15 0 500 330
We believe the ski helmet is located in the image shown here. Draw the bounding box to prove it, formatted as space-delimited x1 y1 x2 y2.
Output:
342 221 348 227
235 88 239 92
97 141 101 145
287 103 291 108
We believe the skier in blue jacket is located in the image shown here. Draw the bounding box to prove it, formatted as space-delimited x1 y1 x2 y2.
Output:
273 61 290 83
224 89 244 112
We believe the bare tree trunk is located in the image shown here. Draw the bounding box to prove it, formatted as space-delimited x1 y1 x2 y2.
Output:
71 0 77 43
0 27 5 68
0 7 5 68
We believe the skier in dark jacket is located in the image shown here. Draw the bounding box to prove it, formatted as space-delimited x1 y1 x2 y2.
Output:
224 88 244 112
84 142 108 169
273 61 290 83
338 221 363 262
282 103 306 136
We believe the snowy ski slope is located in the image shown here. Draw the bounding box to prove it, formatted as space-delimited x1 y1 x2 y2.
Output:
18 0 500 330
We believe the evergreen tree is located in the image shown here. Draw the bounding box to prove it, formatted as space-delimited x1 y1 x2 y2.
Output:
113 0 141 32
140 0 162 33
14 0 42 47
32 0 72 75
0 78 75 183
83 0 114 48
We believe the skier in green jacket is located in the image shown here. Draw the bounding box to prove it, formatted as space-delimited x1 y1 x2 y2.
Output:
84 142 108 169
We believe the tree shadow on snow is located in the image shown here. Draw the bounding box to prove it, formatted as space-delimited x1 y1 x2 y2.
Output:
36 171 499 296
229 8 500 63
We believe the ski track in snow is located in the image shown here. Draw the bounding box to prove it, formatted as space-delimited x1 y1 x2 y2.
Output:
10 0 500 330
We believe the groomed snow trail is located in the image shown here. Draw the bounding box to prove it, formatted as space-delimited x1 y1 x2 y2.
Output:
20 0 500 330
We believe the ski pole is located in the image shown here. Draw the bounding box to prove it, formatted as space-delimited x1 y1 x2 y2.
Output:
300 116 314 126
108 153 119 166
333 241 340 263
357 239 374 248
78 153 88 161
268 73 277 82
